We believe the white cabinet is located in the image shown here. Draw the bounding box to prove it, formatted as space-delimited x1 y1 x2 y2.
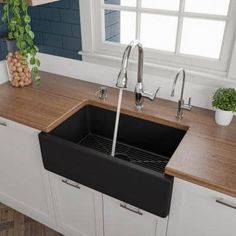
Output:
103 195 168 236
0 116 169 236
49 173 104 236
167 178 236 236
0 117 56 228
3 116 235 236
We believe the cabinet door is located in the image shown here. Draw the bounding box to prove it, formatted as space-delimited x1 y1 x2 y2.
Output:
103 195 168 236
49 173 104 236
167 178 236 236
0 118 56 228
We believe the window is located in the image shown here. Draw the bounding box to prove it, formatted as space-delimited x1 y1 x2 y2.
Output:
80 0 236 74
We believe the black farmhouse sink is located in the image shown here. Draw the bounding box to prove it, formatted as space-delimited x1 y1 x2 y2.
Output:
39 105 186 218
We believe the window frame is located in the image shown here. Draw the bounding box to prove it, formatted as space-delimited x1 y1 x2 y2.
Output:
80 0 236 78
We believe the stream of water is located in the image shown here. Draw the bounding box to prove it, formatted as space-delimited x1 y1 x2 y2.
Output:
111 88 124 157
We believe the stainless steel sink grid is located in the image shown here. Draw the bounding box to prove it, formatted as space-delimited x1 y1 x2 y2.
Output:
79 133 169 173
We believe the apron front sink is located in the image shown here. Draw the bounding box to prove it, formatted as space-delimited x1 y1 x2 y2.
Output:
39 105 186 217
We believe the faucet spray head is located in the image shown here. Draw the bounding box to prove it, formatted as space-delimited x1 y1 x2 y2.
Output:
116 70 128 88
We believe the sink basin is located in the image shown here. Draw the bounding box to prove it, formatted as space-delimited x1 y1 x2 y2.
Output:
39 105 186 217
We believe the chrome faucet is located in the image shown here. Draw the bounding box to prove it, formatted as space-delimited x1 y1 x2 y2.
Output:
171 68 192 119
116 40 160 110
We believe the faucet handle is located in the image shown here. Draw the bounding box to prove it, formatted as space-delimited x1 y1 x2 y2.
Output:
142 87 160 101
182 97 192 111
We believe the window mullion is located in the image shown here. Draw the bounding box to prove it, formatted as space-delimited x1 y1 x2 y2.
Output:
175 0 185 54
102 5 227 21
136 0 142 40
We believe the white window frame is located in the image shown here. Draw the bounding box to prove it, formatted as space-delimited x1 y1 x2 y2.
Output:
80 0 236 80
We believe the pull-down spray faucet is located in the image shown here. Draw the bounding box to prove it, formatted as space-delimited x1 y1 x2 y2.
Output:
116 40 160 110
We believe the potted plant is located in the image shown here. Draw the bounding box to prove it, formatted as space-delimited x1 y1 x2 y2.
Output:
212 88 236 126
1 0 40 87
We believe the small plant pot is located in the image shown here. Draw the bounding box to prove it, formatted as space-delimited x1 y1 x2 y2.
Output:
215 108 234 126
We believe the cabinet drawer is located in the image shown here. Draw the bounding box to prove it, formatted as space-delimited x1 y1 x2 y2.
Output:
167 178 236 236
103 194 168 236
49 173 103 236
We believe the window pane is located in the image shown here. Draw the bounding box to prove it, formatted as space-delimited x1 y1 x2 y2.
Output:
185 0 230 15
141 0 180 11
105 10 136 44
180 18 225 58
140 13 178 51
104 0 137 7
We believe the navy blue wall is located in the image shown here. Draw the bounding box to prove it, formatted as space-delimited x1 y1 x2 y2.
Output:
0 0 121 61
29 0 82 60
105 0 121 42
0 5 8 60
105 10 120 42
0 0 82 61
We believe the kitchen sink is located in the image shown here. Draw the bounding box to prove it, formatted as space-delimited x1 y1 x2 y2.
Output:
39 105 186 217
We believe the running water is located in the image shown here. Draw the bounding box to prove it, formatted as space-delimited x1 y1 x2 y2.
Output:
111 88 124 157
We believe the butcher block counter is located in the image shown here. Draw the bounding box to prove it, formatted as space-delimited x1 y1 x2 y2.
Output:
0 71 235 198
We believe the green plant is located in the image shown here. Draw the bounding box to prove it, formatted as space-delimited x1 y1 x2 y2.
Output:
212 88 236 112
1 0 40 83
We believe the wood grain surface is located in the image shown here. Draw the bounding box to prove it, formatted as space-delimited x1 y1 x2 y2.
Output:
0 82 86 132
0 71 235 198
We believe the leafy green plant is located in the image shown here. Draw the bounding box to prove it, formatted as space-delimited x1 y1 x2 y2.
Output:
1 0 40 83
212 88 236 112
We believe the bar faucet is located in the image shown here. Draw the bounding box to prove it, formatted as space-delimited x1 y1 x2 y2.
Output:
116 40 160 110
171 68 192 119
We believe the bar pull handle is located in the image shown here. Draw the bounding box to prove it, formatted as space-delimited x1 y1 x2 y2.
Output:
0 121 7 127
62 179 81 189
216 198 236 209
120 203 143 216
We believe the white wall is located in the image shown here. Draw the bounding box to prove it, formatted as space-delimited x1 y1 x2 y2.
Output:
37 53 235 110
1 53 236 110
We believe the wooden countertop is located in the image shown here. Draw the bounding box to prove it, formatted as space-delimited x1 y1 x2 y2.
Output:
0 71 236 198
0 82 86 132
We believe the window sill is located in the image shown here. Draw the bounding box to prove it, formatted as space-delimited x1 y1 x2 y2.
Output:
80 51 236 88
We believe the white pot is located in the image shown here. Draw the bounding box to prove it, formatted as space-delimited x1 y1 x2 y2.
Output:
215 108 234 126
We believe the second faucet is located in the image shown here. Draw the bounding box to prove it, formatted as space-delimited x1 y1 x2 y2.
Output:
171 68 192 119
